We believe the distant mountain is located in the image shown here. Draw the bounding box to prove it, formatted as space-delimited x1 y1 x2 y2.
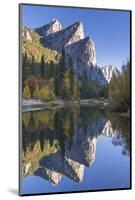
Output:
102 65 119 83
22 19 119 85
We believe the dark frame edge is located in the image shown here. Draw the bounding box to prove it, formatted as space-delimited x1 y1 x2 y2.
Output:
19 3 22 197
130 10 132 190
19 2 132 12
19 187 131 197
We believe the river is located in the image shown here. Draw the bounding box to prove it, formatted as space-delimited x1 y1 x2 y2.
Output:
20 105 130 195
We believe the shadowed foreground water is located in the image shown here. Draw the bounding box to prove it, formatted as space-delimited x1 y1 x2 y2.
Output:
20 106 130 195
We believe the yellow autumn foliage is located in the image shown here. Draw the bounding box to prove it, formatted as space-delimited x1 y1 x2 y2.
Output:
23 84 31 99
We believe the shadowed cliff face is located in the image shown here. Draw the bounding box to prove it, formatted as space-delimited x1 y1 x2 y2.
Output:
65 37 96 68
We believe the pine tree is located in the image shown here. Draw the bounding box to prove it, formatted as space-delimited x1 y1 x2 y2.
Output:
69 67 74 99
109 61 130 112
48 61 55 78
31 55 36 75
32 55 35 64
48 78 55 93
40 55 45 79
74 79 79 100
60 56 67 98
69 111 76 139
45 63 49 80
54 64 60 97
55 56 66 98
22 52 31 82
23 51 28 66
80 72 90 98
62 69 70 99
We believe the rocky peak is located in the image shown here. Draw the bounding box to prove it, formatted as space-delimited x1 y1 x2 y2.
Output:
67 21 84 40
64 21 84 47
35 19 63 37
22 26 32 41
102 65 119 83
38 21 84 52
49 18 63 32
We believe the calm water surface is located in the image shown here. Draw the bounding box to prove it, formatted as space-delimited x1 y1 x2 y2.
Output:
21 106 130 195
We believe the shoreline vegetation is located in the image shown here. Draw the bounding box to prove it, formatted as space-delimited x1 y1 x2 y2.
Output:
22 98 109 112
22 98 130 118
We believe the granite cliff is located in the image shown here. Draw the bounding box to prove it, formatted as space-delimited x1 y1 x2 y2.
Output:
22 19 118 85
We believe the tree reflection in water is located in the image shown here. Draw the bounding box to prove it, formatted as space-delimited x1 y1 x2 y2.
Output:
21 106 130 185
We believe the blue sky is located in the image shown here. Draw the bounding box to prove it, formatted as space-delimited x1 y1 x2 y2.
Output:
22 5 130 70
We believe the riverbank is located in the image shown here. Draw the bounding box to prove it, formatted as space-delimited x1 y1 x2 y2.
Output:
117 112 130 118
22 98 110 112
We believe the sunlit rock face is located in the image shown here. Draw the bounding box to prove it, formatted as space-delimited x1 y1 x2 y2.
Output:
64 156 84 182
22 162 32 177
35 167 62 186
22 26 32 41
102 65 119 83
65 36 96 68
101 120 118 137
63 37 108 85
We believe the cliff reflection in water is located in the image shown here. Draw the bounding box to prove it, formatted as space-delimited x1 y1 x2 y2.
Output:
22 106 130 186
